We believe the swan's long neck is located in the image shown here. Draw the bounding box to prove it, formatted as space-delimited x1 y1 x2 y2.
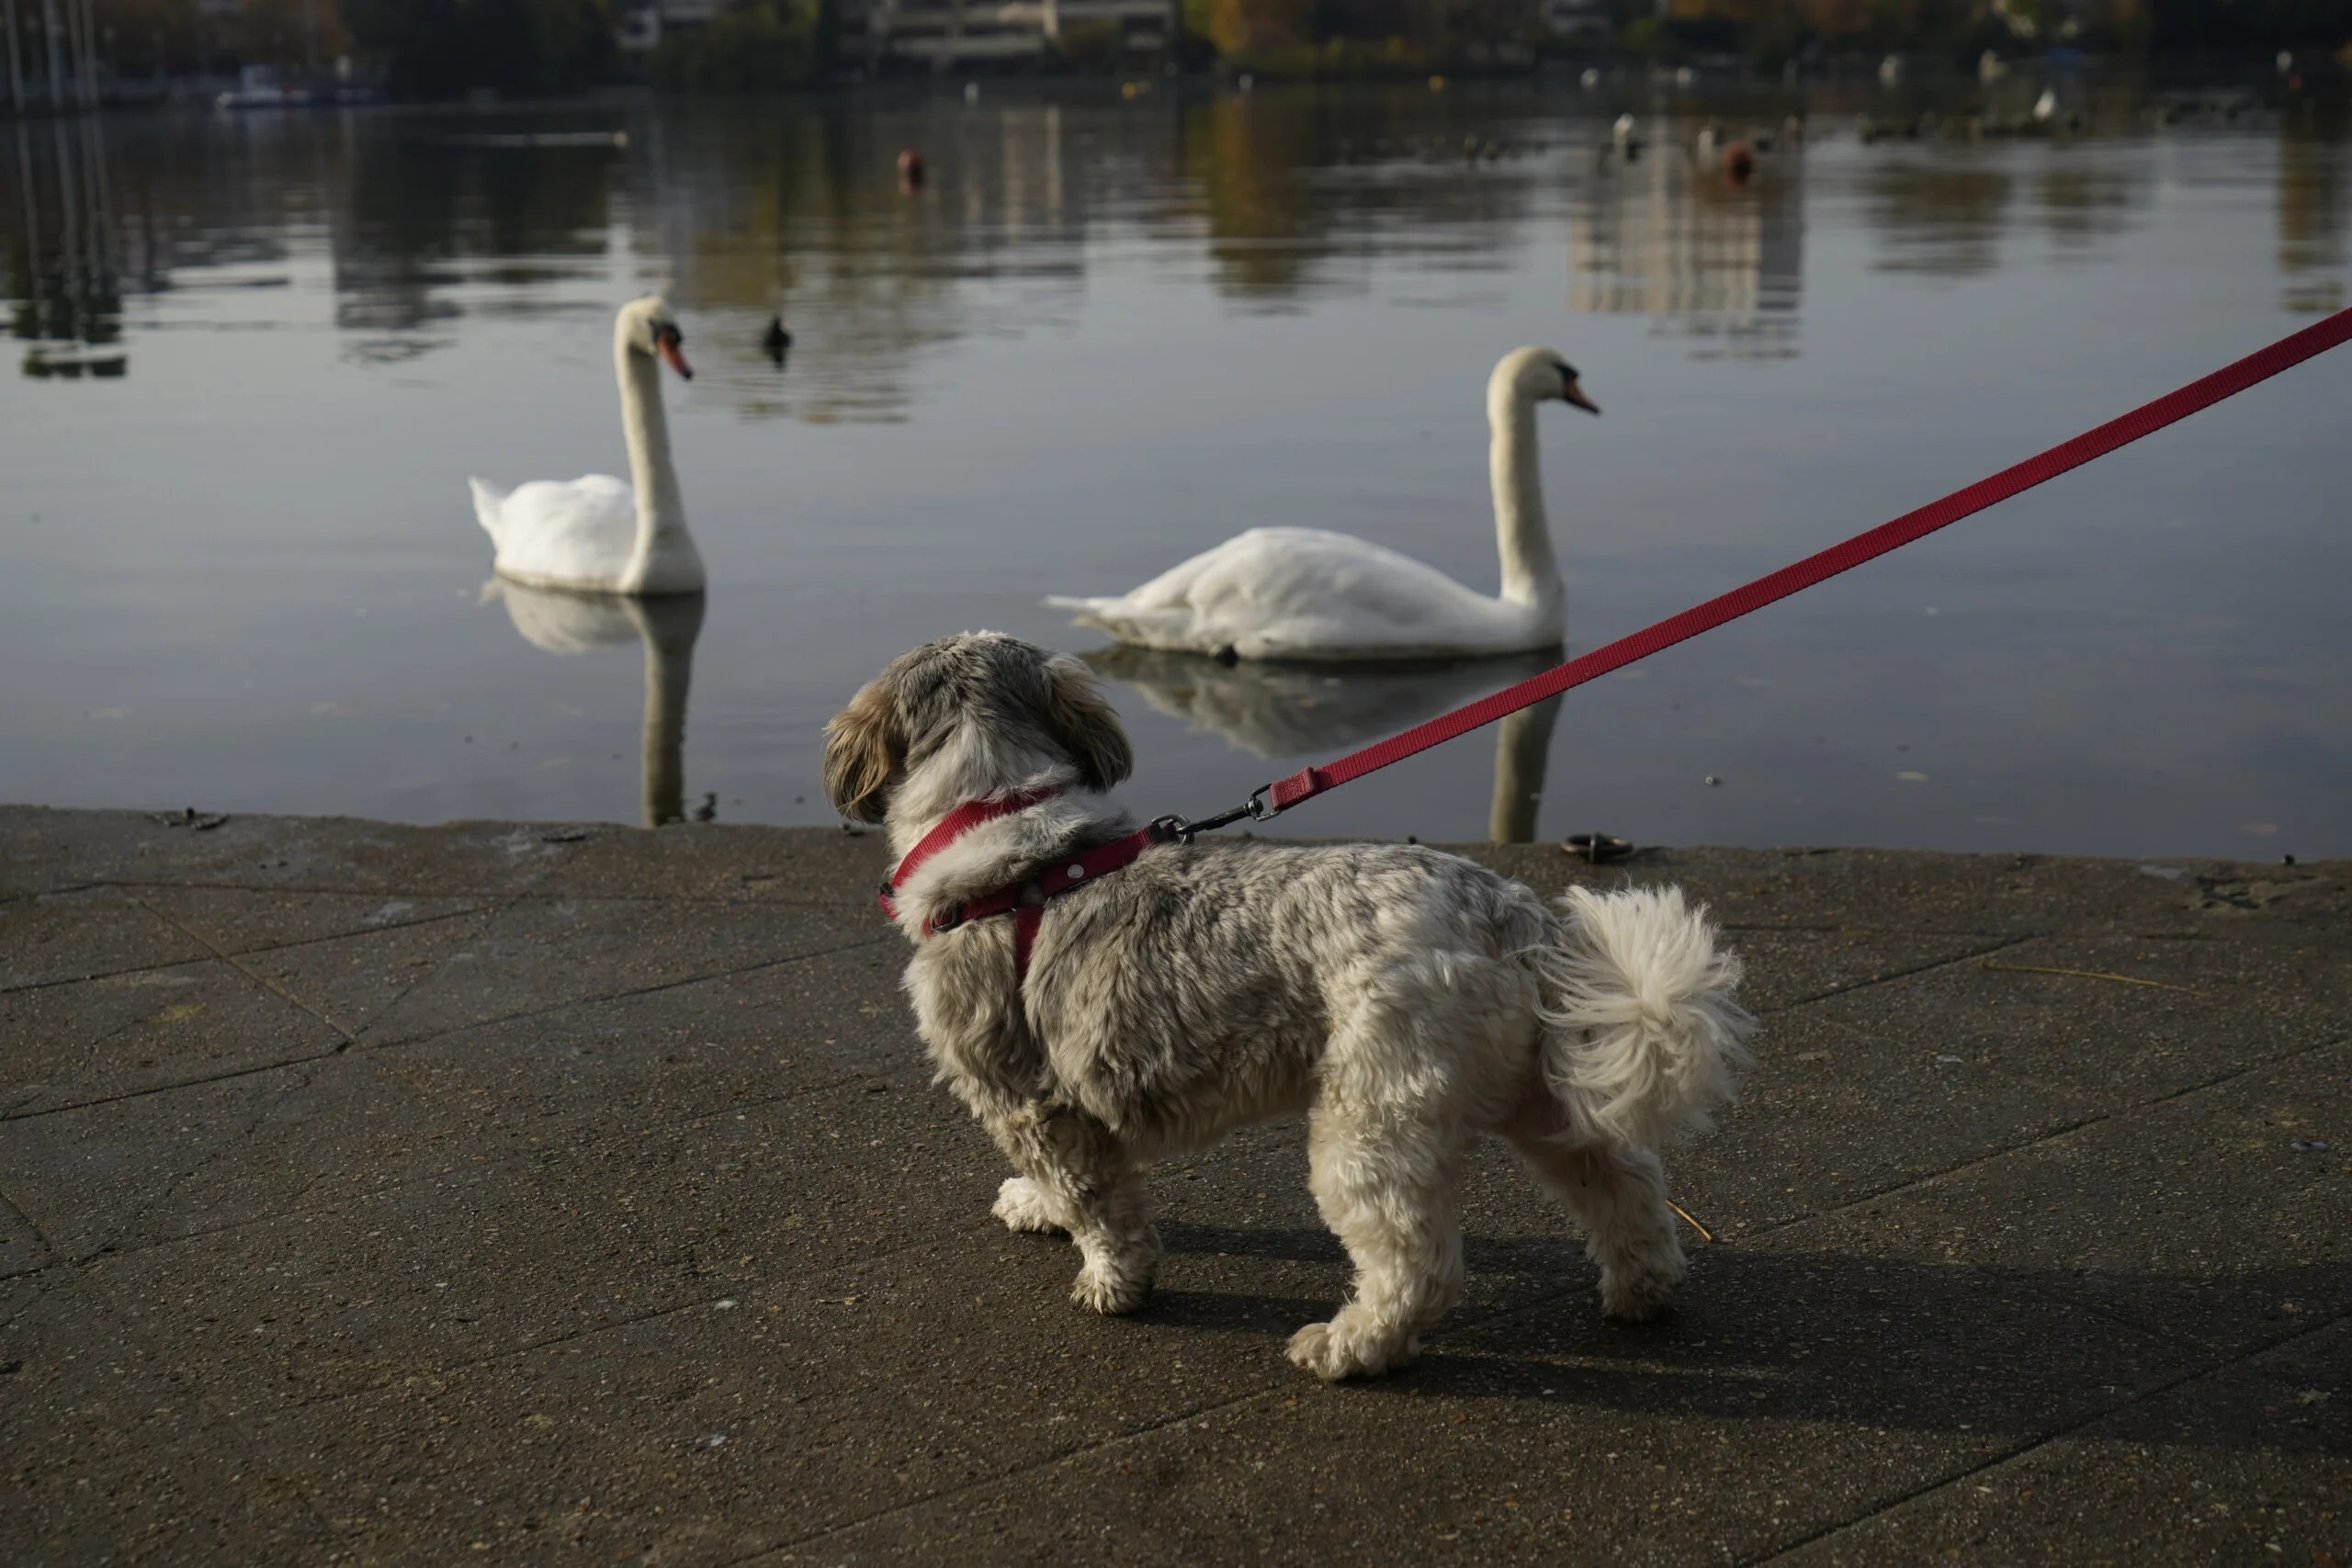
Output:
616 333 687 585
1488 388 1562 615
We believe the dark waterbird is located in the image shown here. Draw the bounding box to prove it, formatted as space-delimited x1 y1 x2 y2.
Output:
763 316 792 367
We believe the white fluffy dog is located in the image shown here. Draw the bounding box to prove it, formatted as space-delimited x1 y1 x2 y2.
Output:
826 634 1754 1381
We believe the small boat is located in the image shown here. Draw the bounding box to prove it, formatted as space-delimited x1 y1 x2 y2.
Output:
215 65 311 111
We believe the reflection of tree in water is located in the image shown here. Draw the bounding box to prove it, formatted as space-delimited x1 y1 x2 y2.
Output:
2276 114 2347 317
1566 141 1804 360
1863 158 2012 276
1187 95 1329 300
330 129 621 343
1181 89 1535 305
2035 163 2141 257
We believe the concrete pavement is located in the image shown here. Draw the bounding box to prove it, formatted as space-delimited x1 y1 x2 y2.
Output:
1 806 2345 1564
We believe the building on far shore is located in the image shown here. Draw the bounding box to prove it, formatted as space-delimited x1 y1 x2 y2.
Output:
615 0 1178 70
858 0 1175 70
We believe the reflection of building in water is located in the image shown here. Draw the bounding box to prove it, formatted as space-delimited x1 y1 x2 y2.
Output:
6 118 126 378
2277 127 2347 317
1566 151 1802 359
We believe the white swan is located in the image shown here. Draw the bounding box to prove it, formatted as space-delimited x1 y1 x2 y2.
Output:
470 296 706 596
1046 347 1597 661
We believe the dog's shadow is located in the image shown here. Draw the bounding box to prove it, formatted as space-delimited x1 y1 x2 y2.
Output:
1129 1221 2346 1457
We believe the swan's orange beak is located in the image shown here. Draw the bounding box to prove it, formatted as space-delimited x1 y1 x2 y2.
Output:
1564 379 1600 415
656 328 694 380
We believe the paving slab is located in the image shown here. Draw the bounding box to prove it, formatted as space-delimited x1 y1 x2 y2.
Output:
0 1274 340 1564
130 886 485 956
0 940 910 1263
0 809 2343 1568
84 1073 1001 1412
1705 922 2013 1016
1799 931 2352 1105
791 1250 2203 1567
1468 843 2352 942
1770 1043 2352 1358
230 907 501 1038
352 896 877 1047
1777 1319 2352 1567
0 957 345 1120
0 885 209 993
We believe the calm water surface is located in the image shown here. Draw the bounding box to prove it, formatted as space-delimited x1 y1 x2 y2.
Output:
5 85 2348 855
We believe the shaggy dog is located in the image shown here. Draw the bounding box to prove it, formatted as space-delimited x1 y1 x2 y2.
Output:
826 633 1754 1381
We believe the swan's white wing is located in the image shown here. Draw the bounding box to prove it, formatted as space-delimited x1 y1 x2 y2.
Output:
473 474 639 591
1051 527 1535 660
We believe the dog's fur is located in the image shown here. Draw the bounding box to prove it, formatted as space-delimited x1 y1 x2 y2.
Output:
826 633 1755 1380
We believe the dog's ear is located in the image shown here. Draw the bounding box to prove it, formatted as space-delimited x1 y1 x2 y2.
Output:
823 676 903 824
1044 653 1133 793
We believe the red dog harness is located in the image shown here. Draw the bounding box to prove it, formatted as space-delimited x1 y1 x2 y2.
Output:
876 790 1168 979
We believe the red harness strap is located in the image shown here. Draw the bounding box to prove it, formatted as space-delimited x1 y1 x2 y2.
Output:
876 788 1057 923
880 794 1166 980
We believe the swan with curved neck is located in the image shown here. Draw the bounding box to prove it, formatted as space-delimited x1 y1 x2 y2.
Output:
470 296 707 597
1046 347 1597 661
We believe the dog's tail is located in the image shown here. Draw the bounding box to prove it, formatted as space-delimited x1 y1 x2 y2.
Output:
1526 885 1754 1151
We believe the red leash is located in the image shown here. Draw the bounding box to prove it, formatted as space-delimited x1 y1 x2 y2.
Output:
1182 307 2349 822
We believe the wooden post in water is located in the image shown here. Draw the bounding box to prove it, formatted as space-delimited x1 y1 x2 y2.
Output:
75 0 95 107
4 0 26 113
59 0 80 105
40 0 62 109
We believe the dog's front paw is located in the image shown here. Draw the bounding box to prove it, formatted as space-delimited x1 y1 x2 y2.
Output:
992 1176 1066 1235
1285 1316 1416 1382
1070 1253 1153 1315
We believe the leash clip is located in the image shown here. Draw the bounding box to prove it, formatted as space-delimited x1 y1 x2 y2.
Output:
1158 783 1277 844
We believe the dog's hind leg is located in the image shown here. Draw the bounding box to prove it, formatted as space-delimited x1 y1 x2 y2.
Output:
996 1100 1162 1315
1506 1112 1685 1322
1288 1099 1467 1381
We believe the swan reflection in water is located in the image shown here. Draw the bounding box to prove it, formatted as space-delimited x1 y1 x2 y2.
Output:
483 581 706 827
1082 647 1566 843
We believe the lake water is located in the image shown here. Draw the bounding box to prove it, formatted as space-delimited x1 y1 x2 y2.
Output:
5 83 2348 857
